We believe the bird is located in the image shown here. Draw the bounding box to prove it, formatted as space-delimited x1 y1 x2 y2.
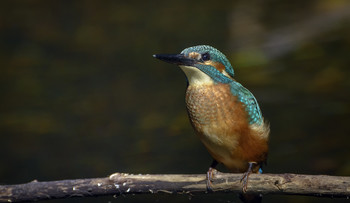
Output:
153 45 269 202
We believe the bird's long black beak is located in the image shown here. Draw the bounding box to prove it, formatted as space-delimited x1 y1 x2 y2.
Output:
153 54 196 66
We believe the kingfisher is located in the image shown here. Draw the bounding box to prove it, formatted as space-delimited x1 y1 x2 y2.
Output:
154 45 269 202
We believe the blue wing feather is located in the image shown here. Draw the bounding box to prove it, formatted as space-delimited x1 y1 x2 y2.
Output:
230 82 263 125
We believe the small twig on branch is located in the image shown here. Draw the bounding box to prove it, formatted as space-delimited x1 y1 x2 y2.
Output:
0 172 349 202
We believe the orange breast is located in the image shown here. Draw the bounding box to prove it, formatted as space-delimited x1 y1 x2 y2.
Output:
185 83 268 172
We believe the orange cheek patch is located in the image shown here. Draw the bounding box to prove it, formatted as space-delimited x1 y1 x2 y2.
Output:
204 61 226 72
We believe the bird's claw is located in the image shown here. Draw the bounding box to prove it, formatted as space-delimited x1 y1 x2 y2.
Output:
206 167 217 192
240 171 250 193
240 162 257 193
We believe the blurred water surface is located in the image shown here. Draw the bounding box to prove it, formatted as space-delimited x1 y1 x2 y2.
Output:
1 1 349 202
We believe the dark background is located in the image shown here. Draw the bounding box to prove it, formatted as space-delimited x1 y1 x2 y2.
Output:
1 1 349 202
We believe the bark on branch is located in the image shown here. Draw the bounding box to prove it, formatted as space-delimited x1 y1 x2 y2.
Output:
0 172 349 202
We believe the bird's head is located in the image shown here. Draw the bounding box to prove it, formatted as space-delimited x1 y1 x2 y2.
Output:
154 45 234 85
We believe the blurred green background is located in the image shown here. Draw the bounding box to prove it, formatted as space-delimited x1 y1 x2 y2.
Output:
1 1 350 202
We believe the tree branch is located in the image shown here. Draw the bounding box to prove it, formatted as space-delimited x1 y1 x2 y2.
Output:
1 172 349 202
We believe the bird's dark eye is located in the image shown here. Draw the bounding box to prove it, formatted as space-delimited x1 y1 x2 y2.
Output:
201 53 210 61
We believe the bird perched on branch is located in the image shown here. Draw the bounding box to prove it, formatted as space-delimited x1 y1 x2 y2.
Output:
154 45 269 202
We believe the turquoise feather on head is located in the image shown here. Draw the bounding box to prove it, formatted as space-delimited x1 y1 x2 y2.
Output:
180 45 235 78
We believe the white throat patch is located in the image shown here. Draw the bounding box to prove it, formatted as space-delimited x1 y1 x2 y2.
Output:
179 65 214 86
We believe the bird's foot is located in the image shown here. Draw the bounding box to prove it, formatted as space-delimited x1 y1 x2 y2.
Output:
240 171 250 193
240 162 257 193
206 167 218 192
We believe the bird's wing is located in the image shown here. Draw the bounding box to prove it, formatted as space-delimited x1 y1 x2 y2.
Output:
230 82 263 125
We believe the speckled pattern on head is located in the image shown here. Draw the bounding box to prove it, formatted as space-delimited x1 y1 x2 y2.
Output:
181 45 234 78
